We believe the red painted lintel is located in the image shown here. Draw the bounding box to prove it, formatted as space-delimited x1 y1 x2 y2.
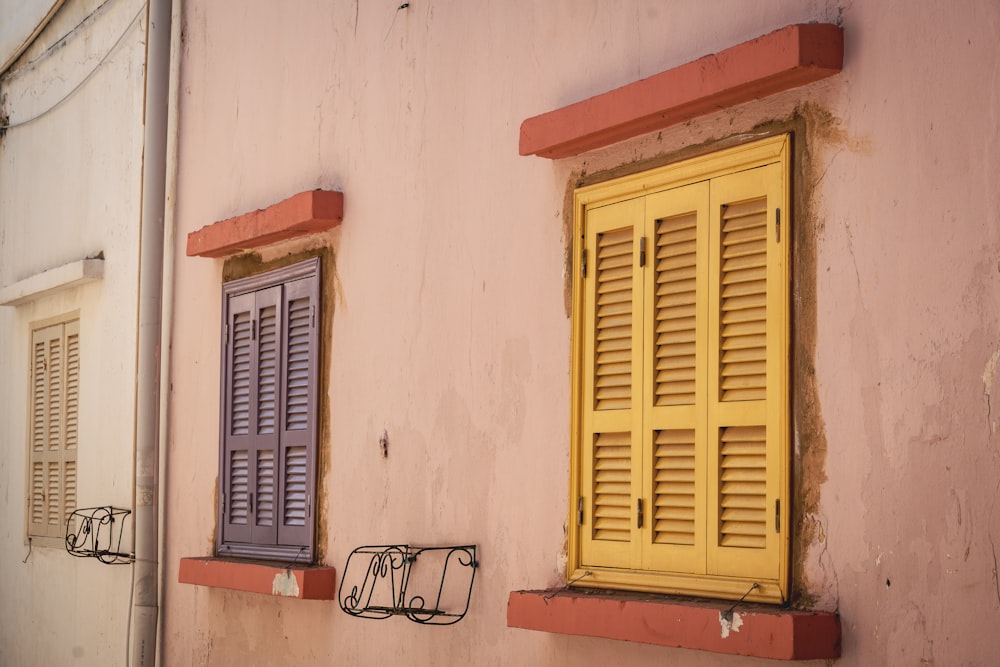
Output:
186 189 344 258
506 589 841 660
519 23 843 159
179 556 338 600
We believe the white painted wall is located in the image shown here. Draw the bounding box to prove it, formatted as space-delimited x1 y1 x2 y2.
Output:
0 0 147 664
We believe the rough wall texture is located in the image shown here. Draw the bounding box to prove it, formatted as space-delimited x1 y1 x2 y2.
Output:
164 1 1000 665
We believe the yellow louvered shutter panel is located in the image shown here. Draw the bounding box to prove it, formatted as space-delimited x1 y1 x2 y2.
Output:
580 197 644 570
571 135 789 601
643 183 708 575
707 163 786 582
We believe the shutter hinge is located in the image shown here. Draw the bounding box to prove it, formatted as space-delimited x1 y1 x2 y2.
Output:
775 499 781 533
225 324 229 346
576 497 584 525
221 491 226 513
311 305 316 328
252 319 257 341
581 247 588 278
775 208 781 243
637 498 644 529
639 236 647 267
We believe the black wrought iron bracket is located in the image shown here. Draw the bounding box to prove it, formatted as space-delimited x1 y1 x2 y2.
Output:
338 544 477 625
65 506 133 564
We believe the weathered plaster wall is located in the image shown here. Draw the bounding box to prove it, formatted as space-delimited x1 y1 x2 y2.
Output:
164 1 1000 665
0 0 146 664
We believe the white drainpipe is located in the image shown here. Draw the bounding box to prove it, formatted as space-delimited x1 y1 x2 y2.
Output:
132 0 173 664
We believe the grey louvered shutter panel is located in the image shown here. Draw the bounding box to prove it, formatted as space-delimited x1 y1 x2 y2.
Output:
277 273 319 548
223 292 254 544
250 286 282 545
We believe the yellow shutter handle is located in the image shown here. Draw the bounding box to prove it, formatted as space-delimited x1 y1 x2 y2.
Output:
637 498 644 529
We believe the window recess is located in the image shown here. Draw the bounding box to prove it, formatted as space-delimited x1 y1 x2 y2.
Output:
569 134 791 603
217 258 320 562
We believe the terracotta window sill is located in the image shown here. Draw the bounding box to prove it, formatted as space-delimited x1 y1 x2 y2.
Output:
507 589 840 661
186 189 344 258
179 556 337 600
519 23 843 159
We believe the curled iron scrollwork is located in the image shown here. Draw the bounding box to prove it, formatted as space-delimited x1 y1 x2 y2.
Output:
65 506 133 564
339 545 477 625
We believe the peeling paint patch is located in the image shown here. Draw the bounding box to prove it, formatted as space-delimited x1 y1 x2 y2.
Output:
719 610 743 638
272 570 300 597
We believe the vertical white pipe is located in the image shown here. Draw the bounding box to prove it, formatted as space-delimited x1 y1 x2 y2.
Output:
154 0 181 663
132 0 172 664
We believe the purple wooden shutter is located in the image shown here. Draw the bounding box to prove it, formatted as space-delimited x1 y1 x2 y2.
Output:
223 292 254 544
277 271 319 548
250 285 281 545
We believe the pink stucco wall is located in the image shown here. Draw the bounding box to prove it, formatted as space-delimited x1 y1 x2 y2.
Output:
163 1 1000 665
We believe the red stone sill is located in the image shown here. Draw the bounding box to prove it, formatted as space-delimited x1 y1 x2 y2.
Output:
186 189 344 258
507 589 841 661
179 556 337 600
519 23 844 159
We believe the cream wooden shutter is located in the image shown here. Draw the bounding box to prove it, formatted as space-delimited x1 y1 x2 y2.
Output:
580 197 644 570
28 320 78 540
706 162 787 582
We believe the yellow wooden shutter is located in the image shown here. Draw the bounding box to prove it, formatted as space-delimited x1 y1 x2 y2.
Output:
580 197 644 570
706 162 787 582
642 182 709 575
571 135 789 601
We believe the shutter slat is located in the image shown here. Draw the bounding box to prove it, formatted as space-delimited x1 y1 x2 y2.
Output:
719 199 767 402
32 341 46 452
47 461 60 526
66 332 79 450
283 446 307 526
230 312 252 435
653 429 696 545
257 306 278 434
256 450 275 526
47 338 61 451
594 230 634 410
655 213 697 406
228 450 249 525
718 426 766 548
592 432 632 541
64 461 77 525
31 463 45 526
285 298 312 431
